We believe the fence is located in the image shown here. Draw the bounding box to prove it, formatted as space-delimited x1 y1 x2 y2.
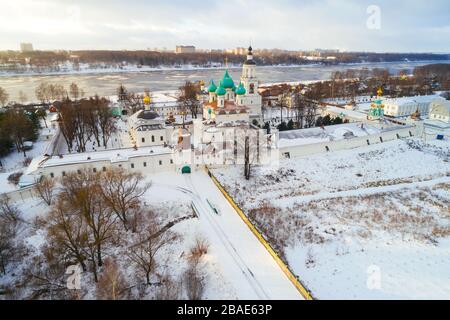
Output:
0 186 36 203
206 167 314 300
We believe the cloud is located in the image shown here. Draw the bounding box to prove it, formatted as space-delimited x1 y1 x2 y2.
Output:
0 0 448 52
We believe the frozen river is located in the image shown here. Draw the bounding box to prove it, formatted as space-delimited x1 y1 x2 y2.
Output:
0 60 448 102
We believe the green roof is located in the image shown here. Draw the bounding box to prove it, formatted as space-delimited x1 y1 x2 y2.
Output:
207 80 217 93
216 82 226 96
236 83 246 95
221 70 235 89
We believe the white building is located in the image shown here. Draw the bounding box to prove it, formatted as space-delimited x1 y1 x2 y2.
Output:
423 99 450 136
128 110 172 147
383 95 445 118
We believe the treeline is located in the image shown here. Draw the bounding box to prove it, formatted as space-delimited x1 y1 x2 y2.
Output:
300 64 450 100
1 50 448 69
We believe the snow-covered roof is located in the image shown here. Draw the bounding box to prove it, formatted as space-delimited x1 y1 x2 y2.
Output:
38 146 172 169
384 95 445 106
325 106 367 120
278 123 381 148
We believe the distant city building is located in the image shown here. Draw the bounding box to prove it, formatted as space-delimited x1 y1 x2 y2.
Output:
234 47 246 55
20 43 34 52
175 45 196 54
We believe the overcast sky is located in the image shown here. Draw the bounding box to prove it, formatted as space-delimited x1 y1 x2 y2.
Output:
0 0 449 52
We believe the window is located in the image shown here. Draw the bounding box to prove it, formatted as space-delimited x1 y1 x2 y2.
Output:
366 140 370 145
160 136 164 141
396 133 400 139
102 167 107 172
143 162 147 167
93 168 97 173
379 136 383 143
142 137 145 143
77 170 81 175
62 171 66 177
409 131 413 137
131 163 134 169
170 159 173 164
50 173 54 178
325 146 329 152
152 135 155 142
118 164 122 168
159 160 162 165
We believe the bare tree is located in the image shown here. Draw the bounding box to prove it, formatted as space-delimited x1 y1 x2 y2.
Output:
154 273 181 300
96 257 129 300
58 100 78 152
46 198 89 273
95 97 116 148
35 176 56 206
60 171 117 277
99 169 151 230
69 82 81 100
127 213 176 285
24 245 80 300
0 87 9 107
177 81 200 119
183 259 204 300
18 90 28 104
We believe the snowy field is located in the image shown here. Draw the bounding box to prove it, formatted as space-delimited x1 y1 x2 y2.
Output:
212 138 450 299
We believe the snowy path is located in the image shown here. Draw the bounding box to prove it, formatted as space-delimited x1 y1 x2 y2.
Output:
154 171 302 300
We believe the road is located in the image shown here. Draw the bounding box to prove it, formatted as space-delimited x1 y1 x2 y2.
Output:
155 171 302 300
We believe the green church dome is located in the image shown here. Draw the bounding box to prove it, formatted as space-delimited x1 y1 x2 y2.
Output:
207 80 217 93
221 70 235 89
236 83 246 95
216 82 226 96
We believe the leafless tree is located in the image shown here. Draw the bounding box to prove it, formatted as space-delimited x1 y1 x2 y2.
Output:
34 176 56 206
96 257 129 300
177 81 200 119
46 198 89 273
0 87 8 107
18 90 27 104
127 213 176 285
69 82 84 100
0 196 24 275
154 273 181 300
183 259 204 300
58 100 78 152
24 245 80 300
99 169 151 230
60 171 117 278
94 97 116 148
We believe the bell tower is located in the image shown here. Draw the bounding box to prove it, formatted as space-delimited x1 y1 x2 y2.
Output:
241 46 258 94
240 46 262 124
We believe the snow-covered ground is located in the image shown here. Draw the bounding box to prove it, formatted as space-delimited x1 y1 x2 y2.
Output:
1 170 303 300
148 171 302 299
212 137 450 299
